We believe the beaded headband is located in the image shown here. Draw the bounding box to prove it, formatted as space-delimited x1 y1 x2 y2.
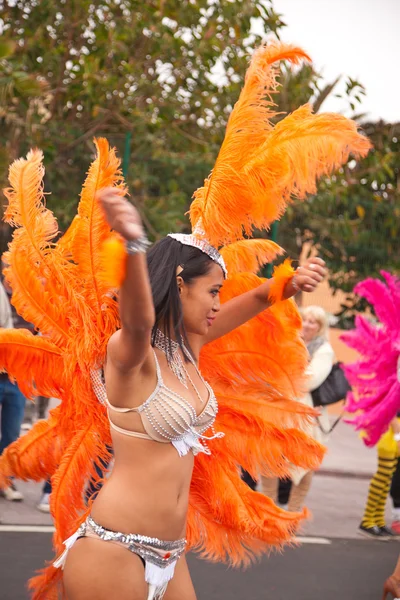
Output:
167 233 227 278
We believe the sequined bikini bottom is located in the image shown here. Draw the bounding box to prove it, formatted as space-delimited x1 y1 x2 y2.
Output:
54 515 187 600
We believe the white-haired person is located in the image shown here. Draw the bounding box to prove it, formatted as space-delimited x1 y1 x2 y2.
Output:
262 305 334 512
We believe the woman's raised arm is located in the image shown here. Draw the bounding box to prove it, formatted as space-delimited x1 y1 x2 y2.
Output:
98 188 155 372
204 257 326 344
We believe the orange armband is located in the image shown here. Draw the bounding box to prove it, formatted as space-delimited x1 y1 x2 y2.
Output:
268 259 296 303
99 234 127 288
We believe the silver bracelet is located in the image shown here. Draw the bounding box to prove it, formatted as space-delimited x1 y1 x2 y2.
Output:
125 236 151 255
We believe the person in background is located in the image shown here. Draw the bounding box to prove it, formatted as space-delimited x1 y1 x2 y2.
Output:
390 451 400 535
276 478 292 509
262 305 334 511
36 396 62 513
1 257 53 511
0 279 26 502
37 480 52 513
358 417 400 539
240 467 258 491
2 257 37 430
383 553 400 599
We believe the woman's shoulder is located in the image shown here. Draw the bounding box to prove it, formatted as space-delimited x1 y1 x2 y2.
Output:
314 340 335 357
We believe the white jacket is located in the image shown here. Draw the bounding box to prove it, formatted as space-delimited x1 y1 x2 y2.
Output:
0 281 12 329
291 340 335 484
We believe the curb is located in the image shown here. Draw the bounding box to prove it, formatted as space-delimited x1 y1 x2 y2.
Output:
317 469 373 480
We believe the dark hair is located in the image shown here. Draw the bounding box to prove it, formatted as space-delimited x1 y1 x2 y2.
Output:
147 236 215 359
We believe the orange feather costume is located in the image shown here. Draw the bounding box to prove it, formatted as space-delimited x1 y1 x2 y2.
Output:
0 42 370 598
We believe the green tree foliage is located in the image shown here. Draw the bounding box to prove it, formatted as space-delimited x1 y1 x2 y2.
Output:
278 120 400 301
257 62 399 325
0 0 285 240
1 0 397 314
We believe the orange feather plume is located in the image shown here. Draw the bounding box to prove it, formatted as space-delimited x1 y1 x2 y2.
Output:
0 329 64 398
192 254 325 565
28 568 63 600
50 426 111 547
4 149 58 256
268 259 296 303
0 412 64 489
214 403 324 478
220 238 283 274
243 105 372 229
187 451 307 566
56 138 124 364
62 139 125 312
189 42 371 247
3 151 93 349
0 142 117 595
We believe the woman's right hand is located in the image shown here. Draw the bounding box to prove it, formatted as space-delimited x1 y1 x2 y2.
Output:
97 187 144 241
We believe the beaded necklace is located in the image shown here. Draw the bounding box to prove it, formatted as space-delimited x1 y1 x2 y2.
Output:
153 328 206 403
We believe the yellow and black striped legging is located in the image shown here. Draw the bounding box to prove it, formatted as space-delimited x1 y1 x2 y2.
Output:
362 450 397 528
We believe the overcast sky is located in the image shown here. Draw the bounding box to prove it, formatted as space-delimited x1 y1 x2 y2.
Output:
268 0 399 122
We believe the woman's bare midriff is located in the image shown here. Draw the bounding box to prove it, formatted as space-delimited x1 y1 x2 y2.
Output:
90 432 194 541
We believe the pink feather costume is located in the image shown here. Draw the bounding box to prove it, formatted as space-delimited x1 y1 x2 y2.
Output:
341 271 400 447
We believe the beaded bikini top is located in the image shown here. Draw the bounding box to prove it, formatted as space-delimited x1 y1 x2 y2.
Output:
91 349 224 457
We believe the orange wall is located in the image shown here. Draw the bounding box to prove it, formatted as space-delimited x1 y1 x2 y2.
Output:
329 328 359 365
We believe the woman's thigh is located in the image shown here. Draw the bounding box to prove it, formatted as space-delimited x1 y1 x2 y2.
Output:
163 555 197 600
63 537 148 600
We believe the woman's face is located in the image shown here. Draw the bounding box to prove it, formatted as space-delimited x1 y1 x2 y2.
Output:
179 263 224 336
302 314 321 343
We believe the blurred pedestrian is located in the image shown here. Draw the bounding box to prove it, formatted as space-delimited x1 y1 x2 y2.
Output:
37 480 52 513
2 256 37 430
389 453 400 535
0 279 26 501
36 397 61 512
241 468 258 491
359 417 400 539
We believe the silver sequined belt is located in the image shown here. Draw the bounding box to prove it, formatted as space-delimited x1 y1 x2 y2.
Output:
80 516 187 569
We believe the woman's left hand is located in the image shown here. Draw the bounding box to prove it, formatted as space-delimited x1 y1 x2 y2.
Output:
294 257 326 293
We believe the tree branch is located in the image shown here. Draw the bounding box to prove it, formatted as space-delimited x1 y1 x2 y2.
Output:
171 123 208 146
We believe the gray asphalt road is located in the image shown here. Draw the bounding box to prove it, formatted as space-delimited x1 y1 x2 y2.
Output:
0 533 396 600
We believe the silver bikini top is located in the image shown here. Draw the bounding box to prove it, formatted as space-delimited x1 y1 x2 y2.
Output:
91 350 224 457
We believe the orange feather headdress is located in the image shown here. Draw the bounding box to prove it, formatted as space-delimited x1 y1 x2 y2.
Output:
0 41 371 598
103 41 370 288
